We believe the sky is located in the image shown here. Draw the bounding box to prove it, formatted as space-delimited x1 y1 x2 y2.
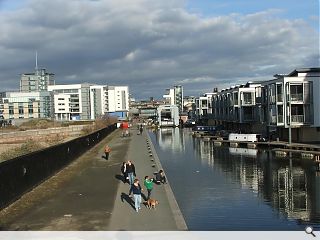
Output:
0 0 319 100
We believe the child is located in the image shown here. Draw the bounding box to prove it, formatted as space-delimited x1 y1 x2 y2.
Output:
104 145 111 160
144 176 154 200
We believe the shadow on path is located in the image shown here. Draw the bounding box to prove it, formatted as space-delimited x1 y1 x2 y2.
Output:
115 174 126 183
121 193 135 210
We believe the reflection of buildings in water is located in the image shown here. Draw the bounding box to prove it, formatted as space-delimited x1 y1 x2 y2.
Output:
229 147 258 158
157 128 185 153
196 140 215 167
239 161 263 193
274 166 310 221
228 148 261 192
213 147 315 222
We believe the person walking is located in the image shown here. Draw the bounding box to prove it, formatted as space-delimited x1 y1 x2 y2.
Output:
120 162 127 183
125 160 136 185
144 176 154 200
139 124 143 135
104 145 111 160
129 179 143 212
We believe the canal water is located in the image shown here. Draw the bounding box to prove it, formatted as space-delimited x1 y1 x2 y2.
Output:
148 128 320 231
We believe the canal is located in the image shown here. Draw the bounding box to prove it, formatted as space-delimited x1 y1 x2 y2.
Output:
149 128 320 231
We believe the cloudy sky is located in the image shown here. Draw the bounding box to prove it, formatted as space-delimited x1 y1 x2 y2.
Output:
0 0 318 99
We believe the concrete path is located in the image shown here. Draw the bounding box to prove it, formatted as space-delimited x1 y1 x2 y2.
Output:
0 126 187 231
107 127 187 230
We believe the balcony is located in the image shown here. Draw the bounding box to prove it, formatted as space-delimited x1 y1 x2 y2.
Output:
291 115 304 123
277 94 283 102
277 115 284 124
290 94 303 102
243 114 254 122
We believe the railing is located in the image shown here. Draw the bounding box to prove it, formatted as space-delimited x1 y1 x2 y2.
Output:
277 94 283 102
277 115 284 123
290 94 303 102
242 99 253 105
291 115 304 123
0 124 116 210
243 114 254 121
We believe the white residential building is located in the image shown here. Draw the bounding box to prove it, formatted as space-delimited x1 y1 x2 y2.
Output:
48 84 130 121
48 83 91 121
262 68 320 142
163 85 184 113
106 86 129 119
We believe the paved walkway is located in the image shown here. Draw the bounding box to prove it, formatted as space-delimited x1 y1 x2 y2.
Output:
0 126 187 230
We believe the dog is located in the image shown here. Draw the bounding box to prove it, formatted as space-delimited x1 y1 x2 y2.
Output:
144 198 159 209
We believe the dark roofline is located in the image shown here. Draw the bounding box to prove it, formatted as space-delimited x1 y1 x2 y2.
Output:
287 67 320 77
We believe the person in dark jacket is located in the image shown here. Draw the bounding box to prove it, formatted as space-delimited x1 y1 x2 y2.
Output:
125 160 136 185
155 169 167 184
129 179 143 212
120 162 127 183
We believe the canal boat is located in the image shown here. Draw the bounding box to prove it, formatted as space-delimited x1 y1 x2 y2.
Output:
228 133 260 142
192 125 217 135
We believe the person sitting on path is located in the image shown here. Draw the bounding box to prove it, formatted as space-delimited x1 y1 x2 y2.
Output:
155 169 167 184
129 179 143 212
126 160 136 185
104 145 111 160
144 176 154 200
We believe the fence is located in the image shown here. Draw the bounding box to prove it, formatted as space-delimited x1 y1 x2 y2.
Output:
0 124 116 210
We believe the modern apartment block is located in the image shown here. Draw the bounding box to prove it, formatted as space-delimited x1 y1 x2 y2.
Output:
48 84 129 121
262 68 320 142
48 84 91 121
163 85 184 113
106 86 129 119
203 68 320 143
211 82 263 132
20 68 55 92
0 91 52 120
196 93 216 121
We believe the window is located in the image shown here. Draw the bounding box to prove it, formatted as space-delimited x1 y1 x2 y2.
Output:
19 106 24 115
9 106 14 115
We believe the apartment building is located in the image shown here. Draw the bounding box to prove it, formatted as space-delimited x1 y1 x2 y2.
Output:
48 84 129 121
163 85 184 113
0 91 52 120
262 68 320 142
210 82 262 132
196 93 216 118
90 85 107 120
48 84 91 121
20 68 55 92
106 86 129 119
202 68 319 142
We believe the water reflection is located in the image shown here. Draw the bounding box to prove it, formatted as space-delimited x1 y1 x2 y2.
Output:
150 128 320 230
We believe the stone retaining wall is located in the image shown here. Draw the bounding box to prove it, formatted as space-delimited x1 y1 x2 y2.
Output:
0 125 92 143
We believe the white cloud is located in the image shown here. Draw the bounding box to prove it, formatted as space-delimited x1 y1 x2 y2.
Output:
0 0 318 99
